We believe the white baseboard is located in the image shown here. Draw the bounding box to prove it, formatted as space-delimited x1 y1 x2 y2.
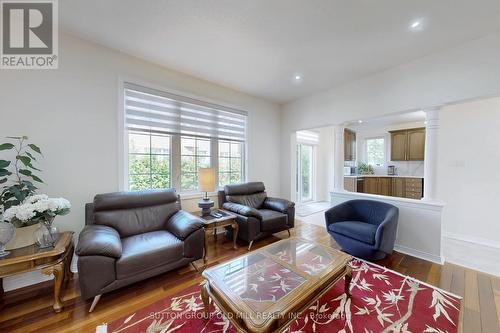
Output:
443 232 500 277
2 253 79 292
394 244 443 264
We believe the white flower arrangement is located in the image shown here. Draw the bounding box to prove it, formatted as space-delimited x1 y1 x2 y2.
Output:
2 194 71 228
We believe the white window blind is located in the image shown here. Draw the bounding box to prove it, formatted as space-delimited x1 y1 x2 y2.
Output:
124 82 247 142
296 130 319 144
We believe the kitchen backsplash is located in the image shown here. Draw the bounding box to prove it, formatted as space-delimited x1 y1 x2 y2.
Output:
345 160 424 176
372 161 424 176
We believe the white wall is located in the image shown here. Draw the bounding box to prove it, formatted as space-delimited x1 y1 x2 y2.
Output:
438 97 500 275
281 32 500 198
0 33 281 290
281 33 500 275
315 127 335 201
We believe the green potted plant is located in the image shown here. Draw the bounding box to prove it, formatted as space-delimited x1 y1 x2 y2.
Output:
357 162 374 175
0 136 45 249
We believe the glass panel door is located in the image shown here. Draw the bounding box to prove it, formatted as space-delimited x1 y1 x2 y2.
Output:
297 144 314 203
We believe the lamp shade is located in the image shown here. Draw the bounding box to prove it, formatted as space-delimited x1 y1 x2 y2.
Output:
198 168 216 192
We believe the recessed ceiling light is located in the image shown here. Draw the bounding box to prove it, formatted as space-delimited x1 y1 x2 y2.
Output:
294 75 302 81
358 120 363 124
409 19 425 31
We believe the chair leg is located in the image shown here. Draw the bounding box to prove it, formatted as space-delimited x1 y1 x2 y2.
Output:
247 241 254 251
287 229 291 237
89 294 102 313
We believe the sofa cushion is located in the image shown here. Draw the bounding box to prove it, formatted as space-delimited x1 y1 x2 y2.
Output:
94 203 180 238
116 230 183 279
93 189 179 211
224 182 265 195
227 192 267 209
328 221 377 245
259 209 287 232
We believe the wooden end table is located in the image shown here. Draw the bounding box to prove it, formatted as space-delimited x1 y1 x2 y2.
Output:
192 209 239 264
0 231 74 313
201 237 352 333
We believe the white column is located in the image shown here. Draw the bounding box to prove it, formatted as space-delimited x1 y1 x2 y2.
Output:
333 125 345 191
422 108 440 201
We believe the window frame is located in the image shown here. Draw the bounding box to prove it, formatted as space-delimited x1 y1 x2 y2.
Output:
365 136 386 166
218 140 245 188
127 131 172 191
179 136 212 193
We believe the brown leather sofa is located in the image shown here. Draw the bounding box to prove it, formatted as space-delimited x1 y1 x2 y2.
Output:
76 189 204 312
218 182 295 250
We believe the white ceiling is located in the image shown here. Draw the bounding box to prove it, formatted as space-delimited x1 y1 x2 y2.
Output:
346 111 426 131
61 0 500 104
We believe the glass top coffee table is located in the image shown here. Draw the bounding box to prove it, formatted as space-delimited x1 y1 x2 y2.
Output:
201 237 352 333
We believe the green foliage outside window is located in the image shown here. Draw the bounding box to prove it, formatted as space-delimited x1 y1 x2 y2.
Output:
129 154 170 190
366 138 385 166
218 141 243 187
128 133 244 192
128 132 170 191
300 145 312 198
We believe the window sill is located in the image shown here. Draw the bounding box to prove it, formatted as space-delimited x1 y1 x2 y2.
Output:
179 191 219 200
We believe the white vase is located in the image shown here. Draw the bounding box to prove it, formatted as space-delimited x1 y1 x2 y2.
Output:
5 223 39 250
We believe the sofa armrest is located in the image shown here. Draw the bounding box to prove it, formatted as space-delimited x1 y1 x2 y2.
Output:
76 225 122 258
324 202 355 227
167 210 204 240
374 208 399 252
263 197 294 213
222 202 263 220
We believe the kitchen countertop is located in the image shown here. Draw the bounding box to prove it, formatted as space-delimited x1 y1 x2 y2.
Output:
344 174 424 179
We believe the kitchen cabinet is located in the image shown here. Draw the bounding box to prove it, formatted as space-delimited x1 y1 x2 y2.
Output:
356 176 423 199
392 178 405 197
344 177 357 192
407 128 426 160
344 129 356 161
390 131 407 161
404 178 423 199
363 177 380 195
390 127 425 161
344 177 365 193
378 178 392 196
363 177 392 196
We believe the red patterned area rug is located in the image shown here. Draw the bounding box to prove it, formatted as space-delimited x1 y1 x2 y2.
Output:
97 259 461 333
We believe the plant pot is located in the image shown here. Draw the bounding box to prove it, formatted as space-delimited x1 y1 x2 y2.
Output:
5 223 39 250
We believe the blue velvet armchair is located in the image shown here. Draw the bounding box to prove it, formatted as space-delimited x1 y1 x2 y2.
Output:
325 199 399 261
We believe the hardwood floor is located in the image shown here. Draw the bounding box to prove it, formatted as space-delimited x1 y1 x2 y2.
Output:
1 220 500 333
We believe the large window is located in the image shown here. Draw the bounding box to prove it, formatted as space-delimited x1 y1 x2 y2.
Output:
124 83 246 193
218 140 243 187
366 137 385 166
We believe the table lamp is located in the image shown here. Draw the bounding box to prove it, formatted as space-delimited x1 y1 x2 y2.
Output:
198 168 216 216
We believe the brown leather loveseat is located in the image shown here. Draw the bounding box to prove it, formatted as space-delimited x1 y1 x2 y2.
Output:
76 189 204 312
